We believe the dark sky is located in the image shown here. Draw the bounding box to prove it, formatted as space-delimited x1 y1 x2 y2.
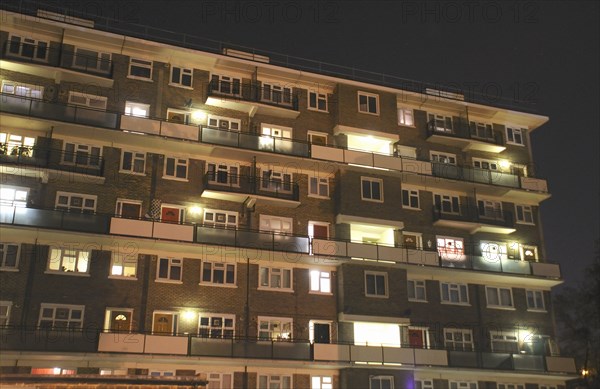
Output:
27 0 600 287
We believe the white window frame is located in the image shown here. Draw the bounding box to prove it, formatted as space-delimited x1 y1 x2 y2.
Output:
477 198 503 219
261 170 293 193
163 156 188 181
210 74 242 96
0 301 12 325
506 127 525 146
309 176 329 198
198 313 235 339
109 252 138 279
365 271 388 298
62 142 102 168
67 91 107 110
47 247 90 275
430 151 457 165
433 193 460 214
358 91 379 115
428 113 453 132
166 108 191 124
418 380 434 389
486 286 514 309
0 243 20 270
38 303 85 329
307 131 328 145
473 158 499 171
361 177 383 202
369 375 394 389
115 199 142 219
7 34 49 61
311 376 333 389
515 204 535 225
407 279 427 302
55 191 97 213
0 185 28 207
402 232 423 250
120 150 146 175
206 373 233 388
309 270 332 294
200 261 236 286
1 80 44 99
526 290 546 311
402 188 420 209
261 123 292 139
169 66 193 88
203 209 238 228
498 384 525 389
257 316 293 341
490 330 518 353
128 58 153 80
0 131 36 156
206 162 239 186
449 382 478 389
469 121 494 139
259 215 293 234
259 266 293 291
258 375 292 389
72 47 111 73
156 258 183 283
444 328 474 351
124 101 150 117
261 82 293 106
308 90 328 112
151 310 178 335
440 282 469 305
397 107 414 126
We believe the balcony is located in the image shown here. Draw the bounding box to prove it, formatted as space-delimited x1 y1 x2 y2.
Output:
426 120 506 153
446 350 574 373
0 326 99 353
201 173 300 207
206 80 300 118
433 206 516 234
109 217 195 242
120 115 199 141
0 206 110 234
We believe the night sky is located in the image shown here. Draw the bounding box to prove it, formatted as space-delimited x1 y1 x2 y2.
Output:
25 0 600 288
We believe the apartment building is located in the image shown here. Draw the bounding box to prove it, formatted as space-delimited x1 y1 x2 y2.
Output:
0 5 577 389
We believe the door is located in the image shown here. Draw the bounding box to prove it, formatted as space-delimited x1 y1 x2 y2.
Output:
153 313 175 334
313 323 331 344
409 329 424 348
121 203 141 219
313 225 329 239
161 206 182 223
109 310 132 332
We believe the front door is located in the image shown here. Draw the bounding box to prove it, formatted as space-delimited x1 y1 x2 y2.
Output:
409 329 424 348
121 203 141 219
313 323 330 344
109 310 132 332
161 207 181 223
153 313 175 334
313 225 329 239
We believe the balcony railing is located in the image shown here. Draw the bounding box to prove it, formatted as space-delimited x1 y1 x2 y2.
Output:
433 206 515 229
431 162 521 188
0 143 105 177
207 80 299 111
427 119 505 147
203 173 300 202
0 206 111 234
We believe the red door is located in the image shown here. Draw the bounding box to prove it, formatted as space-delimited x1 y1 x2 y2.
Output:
313 225 328 239
161 207 181 223
409 329 424 348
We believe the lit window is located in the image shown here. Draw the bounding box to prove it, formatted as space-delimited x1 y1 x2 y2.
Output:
418 380 434 389
170 66 193 87
440 282 469 304
398 108 414 126
402 188 420 209
506 127 525 145
48 248 90 274
7 35 48 61
473 158 499 170
201 261 236 286
257 317 292 341
120 151 146 174
308 90 327 111
55 191 97 213
308 131 327 145
124 101 150 117
437 237 465 260
109 253 137 278
486 286 514 308
358 91 379 114
157 258 182 282
365 271 388 297
259 267 292 290
261 170 292 192
1 80 44 99
309 177 329 198
31 368 76 375
258 375 292 389
526 290 545 311
520 244 538 261
312 376 333 389
261 123 292 139
0 186 28 207
0 132 35 156
515 204 534 224
310 270 331 294
449 382 478 389
67 92 107 110
207 115 241 130
259 215 293 234
490 331 518 353
38 303 84 329
207 373 233 388
361 177 383 202
199 314 235 338
128 58 153 79
164 157 188 180
369 376 394 389
444 328 474 351
407 279 426 301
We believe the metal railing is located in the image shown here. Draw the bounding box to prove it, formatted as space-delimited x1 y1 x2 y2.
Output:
203 173 300 202
207 80 299 111
426 119 505 146
433 205 515 229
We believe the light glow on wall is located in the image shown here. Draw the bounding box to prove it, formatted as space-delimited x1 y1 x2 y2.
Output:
354 322 401 347
347 134 393 155
350 224 395 246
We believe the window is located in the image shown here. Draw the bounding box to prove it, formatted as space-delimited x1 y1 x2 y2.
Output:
486 286 514 308
152 311 178 334
361 177 383 202
55 192 97 213
490 331 518 353
498 385 524 389
48 247 90 274
480 241 508 262
398 108 414 126
0 186 28 207
0 301 12 325
207 373 233 389
170 66 193 87
473 158 499 170
72 47 111 73
539 386 557 389
407 279 427 301
204 210 238 228
109 253 137 278
428 113 453 132
67 92 107 110
369 376 394 389
199 314 235 338
433 193 460 214
477 199 503 219
121 151 146 174
62 142 101 168
311 376 333 389
210 74 241 96
1 132 36 156
104 308 133 332
0 243 19 269
307 131 328 145
31 368 76 375
258 375 292 389
201 261 236 286
506 127 525 145
157 258 182 282
261 170 292 192
7 34 48 61
207 163 239 185
444 328 474 351
358 91 379 114
310 270 331 294
520 244 538 261
128 58 153 79
402 188 420 209
440 282 469 304
365 271 388 297
430 151 457 164
309 177 329 198
418 380 434 389
38 303 84 329
164 157 188 180
437 237 465 260
515 204 534 224
308 90 327 111
470 121 494 139
166 108 191 124
261 83 292 105
124 101 150 117
259 267 292 290
261 124 292 139
526 290 546 311
258 317 293 340
449 382 477 389
259 215 293 234
116 199 142 219
1 80 44 99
